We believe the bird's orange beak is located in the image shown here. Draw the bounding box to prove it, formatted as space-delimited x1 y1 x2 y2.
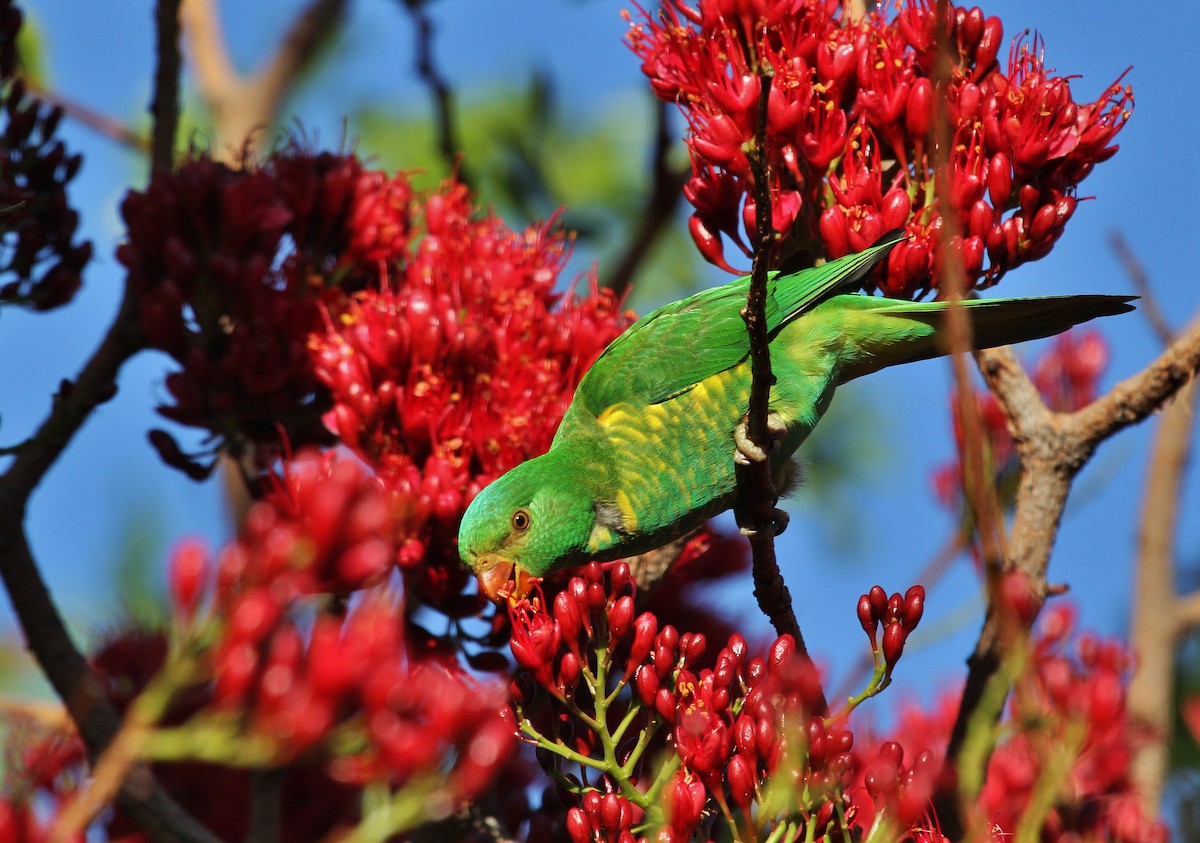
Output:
475 555 539 603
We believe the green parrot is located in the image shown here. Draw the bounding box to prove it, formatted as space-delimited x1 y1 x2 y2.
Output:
458 232 1133 600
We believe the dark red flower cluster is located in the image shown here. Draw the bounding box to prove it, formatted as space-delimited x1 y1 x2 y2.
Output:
308 179 630 606
0 0 91 311
119 151 376 467
626 0 1132 296
508 563 932 842
933 328 1109 510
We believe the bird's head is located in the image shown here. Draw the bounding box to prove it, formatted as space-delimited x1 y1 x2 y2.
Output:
458 453 596 602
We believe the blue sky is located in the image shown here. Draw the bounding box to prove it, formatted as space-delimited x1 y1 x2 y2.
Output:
3 0 1198 710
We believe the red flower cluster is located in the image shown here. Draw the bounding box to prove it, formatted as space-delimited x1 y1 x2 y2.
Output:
123 149 628 609
0 715 86 843
0 0 91 311
308 178 630 606
858 605 1168 842
156 504 516 806
626 0 1132 296
508 563 929 842
857 583 926 677
933 328 1109 510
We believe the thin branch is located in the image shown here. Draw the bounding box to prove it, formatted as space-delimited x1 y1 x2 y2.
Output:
181 0 348 159
256 0 347 115
1175 588 1200 636
1128 379 1197 812
602 96 689 297
151 0 184 173
941 312 1200 826
1070 315 1200 447
0 283 220 843
734 68 823 715
401 0 469 187
22 81 150 153
1110 231 1174 345
180 0 236 104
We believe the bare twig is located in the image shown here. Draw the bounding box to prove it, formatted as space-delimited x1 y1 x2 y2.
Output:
1110 231 1174 345
734 68 823 715
22 81 150 153
401 0 470 187
942 315 1200 808
602 97 689 297
928 8 1015 829
1128 379 1197 813
151 0 184 173
1071 320 1200 446
181 0 348 159
0 7 225 838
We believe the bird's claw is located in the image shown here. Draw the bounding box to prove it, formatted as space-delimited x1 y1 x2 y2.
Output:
738 507 789 538
733 413 787 465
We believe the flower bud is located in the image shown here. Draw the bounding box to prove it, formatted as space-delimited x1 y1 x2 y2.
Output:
906 77 933 141
611 561 632 597
886 591 904 623
655 688 678 723
902 585 926 631
868 585 887 620
608 595 635 642
627 612 657 674
636 663 660 706
727 753 756 807
554 592 582 649
601 793 622 831
975 16 1004 72
735 714 757 757
558 652 581 692
169 538 209 621
857 594 877 640
566 807 591 843
882 622 906 673
769 635 795 669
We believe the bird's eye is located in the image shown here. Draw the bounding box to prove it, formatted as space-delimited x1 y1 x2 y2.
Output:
512 508 531 532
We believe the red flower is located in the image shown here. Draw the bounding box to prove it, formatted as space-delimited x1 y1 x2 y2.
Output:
628 0 1132 294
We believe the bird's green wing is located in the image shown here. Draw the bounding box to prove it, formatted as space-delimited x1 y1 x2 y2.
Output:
572 232 905 418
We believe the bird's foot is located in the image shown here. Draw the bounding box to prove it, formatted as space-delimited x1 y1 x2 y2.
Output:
733 412 787 465
738 507 790 538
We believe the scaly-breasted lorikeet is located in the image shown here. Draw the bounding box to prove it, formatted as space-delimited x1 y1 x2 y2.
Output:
458 232 1133 600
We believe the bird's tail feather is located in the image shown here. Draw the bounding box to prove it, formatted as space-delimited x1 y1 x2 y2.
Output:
832 294 1136 384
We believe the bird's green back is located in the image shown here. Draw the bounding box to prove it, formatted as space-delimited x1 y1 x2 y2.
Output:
565 233 905 425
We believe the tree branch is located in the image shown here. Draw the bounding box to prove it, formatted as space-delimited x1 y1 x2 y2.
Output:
0 7 226 837
22 81 150 153
1110 230 1174 346
1070 316 1200 448
602 96 689 297
401 0 469 187
734 68 823 714
1128 379 1197 813
151 0 184 173
0 299 223 843
181 0 348 159
941 313 1200 830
